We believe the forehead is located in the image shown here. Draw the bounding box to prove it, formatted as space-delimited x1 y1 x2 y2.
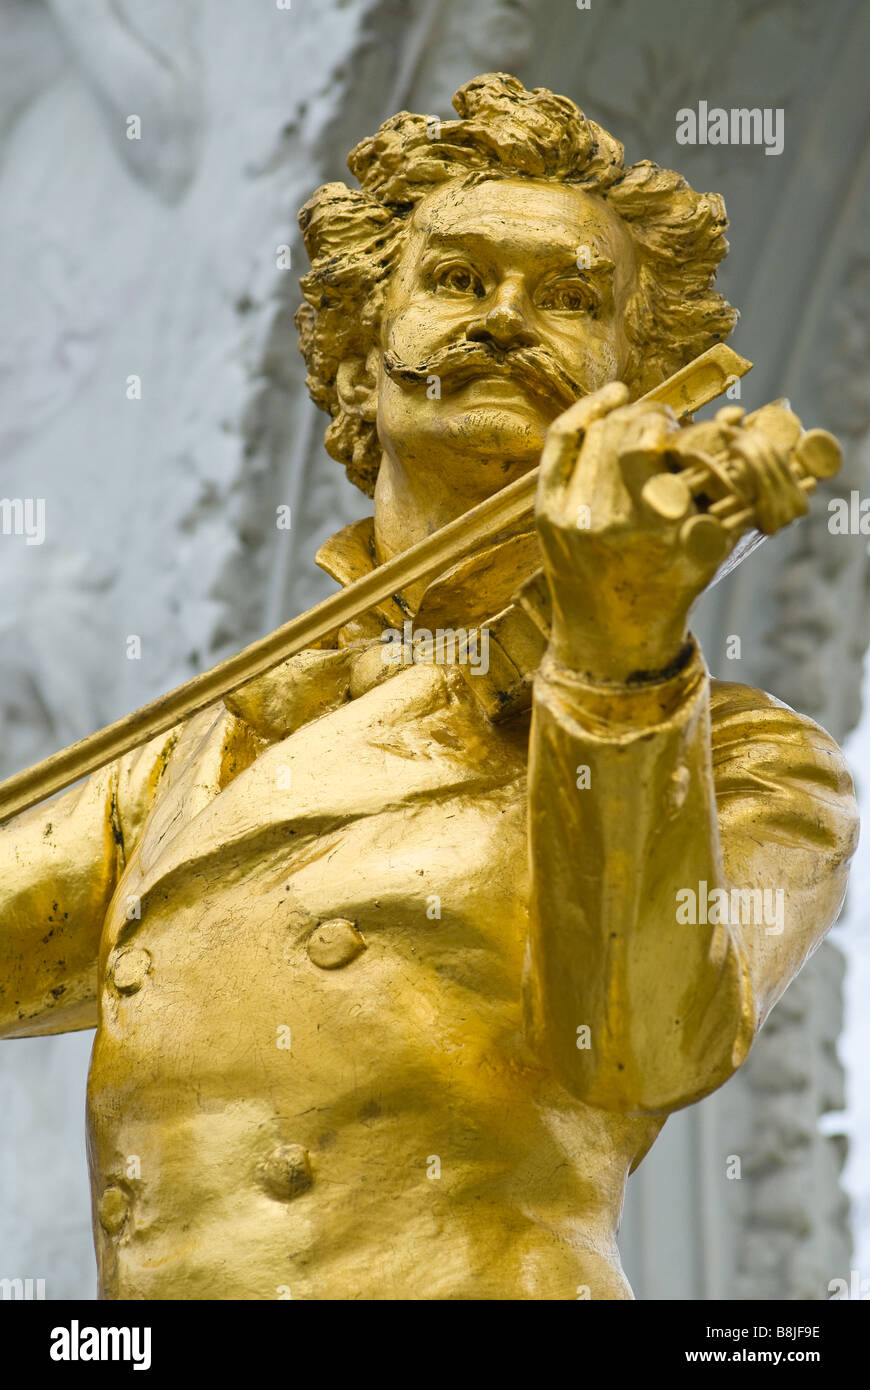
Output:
404 176 633 262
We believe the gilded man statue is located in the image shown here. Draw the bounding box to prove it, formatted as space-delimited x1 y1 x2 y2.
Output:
0 74 858 1300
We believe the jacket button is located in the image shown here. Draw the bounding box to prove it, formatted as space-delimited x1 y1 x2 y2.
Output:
307 918 366 970
110 947 152 994
259 1144 313 1200
98 1185 130 1235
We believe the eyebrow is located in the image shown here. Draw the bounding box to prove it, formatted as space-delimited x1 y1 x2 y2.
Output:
421 230 616 276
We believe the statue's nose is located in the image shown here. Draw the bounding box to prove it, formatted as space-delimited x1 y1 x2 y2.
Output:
468 300 539 350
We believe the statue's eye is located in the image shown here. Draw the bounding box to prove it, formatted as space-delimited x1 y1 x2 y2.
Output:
537 280 596 312
434 264 484 296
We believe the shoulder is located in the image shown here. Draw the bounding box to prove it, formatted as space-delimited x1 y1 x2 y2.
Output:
709 678 858 851
710 677 846 760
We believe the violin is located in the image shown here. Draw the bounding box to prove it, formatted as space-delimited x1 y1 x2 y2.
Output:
0 345 839 821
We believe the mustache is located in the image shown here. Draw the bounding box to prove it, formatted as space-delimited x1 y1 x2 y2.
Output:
382 341 583 411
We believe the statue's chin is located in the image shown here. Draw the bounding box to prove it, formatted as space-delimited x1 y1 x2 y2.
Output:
436 403 548 462
377 397 548 482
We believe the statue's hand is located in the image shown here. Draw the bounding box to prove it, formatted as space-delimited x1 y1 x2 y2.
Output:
535 383 807 683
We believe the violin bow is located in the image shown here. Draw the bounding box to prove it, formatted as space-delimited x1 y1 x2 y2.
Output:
0 344 838 822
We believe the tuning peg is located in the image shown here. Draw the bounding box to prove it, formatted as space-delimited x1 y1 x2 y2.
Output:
640 472 694 521
679 513 730 565
793 428 841 480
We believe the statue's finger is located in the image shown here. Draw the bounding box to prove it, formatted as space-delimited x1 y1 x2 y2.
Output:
613 411 678 498
563 405 676 525
536 381 629 515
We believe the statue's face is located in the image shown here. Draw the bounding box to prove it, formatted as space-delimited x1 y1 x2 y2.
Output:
376 176 637 501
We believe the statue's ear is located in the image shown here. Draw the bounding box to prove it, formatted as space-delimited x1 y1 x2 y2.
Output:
335 348 379 424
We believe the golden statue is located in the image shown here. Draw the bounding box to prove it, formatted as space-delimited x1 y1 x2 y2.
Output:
0 74 858 1300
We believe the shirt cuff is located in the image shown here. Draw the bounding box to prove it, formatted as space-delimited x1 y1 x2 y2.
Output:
535 635 708 733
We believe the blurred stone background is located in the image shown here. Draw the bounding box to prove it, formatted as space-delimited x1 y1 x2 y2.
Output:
1 0 869 1298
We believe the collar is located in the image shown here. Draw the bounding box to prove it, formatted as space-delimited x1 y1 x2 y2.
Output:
315 515 543 644
315 517 408 641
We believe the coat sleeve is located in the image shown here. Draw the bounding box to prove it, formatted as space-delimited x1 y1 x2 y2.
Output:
0 728 180 1038
525 643 858 1116
709 679 858 1028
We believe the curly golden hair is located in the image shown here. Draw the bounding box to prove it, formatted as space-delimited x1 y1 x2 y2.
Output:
296 73 738 497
